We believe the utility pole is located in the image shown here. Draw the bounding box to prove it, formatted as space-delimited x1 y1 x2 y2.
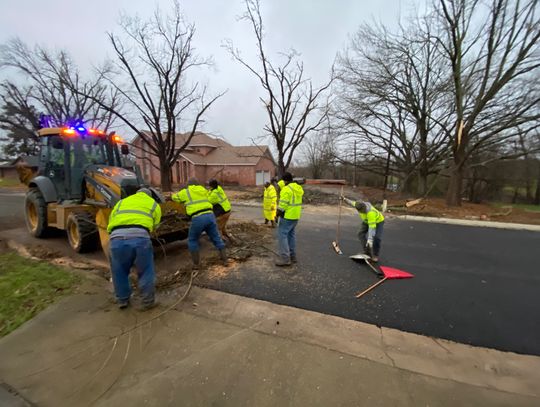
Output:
383 123 394 200
353 139 357 187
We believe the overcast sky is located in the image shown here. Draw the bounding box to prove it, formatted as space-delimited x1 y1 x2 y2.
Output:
0 0 413 145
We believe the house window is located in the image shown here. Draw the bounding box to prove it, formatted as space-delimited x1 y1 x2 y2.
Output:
255 170 271 185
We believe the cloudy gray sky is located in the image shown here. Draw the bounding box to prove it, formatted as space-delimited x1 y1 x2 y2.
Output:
0 0 411 145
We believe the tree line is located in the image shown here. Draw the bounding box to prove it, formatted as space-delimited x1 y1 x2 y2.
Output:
1 0 539 206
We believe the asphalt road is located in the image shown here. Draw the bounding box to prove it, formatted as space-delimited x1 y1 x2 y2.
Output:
0 192 25 230
1 192 539 355
206 205 540 356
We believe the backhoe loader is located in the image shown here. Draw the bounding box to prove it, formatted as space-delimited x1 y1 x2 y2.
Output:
17 126 189 255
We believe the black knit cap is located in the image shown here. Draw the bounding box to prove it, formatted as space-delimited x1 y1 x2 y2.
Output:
282 172 293 182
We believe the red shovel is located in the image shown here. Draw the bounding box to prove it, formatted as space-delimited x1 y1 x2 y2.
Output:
355 266 414 299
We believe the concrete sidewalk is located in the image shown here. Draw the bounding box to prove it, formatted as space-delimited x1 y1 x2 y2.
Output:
0 284 539 407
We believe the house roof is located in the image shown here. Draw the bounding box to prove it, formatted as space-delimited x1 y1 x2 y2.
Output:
134 130 274 166
133 131 232 149
7 156 40 167
181 145 273 166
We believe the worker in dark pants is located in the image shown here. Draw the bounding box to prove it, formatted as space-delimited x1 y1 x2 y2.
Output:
172 178 228 270
341 196 385 262
107 187 161 310
275 172 304 266
208 179 232 242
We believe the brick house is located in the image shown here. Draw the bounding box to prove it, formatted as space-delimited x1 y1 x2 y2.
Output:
132 132 276 187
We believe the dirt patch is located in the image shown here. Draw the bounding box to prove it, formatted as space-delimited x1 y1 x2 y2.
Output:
227 186 262 201
27 245 63 259
387 197 540 225
152 220 275 289
303 188 340 205
227 185 342 206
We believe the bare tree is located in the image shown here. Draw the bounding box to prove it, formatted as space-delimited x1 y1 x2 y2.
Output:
74 1 223 191
0 38 116 130
0 83 41 157
436 0 540 206
225 0 332 176
300 129 336 179
334 18 452 194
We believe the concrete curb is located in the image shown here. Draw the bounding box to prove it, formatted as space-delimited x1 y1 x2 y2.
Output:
396 215 540 231
182 286 540 398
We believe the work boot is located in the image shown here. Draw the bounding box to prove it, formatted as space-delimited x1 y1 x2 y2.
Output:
275 257 291 266
290 255 297 263
140 301 158 311
191 251 201 270
371 256 379 262
117 299 129 310
219 249 229 266
270 220 276 228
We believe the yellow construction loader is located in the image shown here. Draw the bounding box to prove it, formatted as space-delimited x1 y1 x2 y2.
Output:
17 126 189 255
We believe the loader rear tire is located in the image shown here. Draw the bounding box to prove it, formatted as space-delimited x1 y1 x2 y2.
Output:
67 211 99 253
25 188 49 238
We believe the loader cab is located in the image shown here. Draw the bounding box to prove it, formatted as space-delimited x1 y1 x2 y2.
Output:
38 127 125 201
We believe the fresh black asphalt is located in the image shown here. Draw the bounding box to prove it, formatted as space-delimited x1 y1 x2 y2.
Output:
202 212 540 356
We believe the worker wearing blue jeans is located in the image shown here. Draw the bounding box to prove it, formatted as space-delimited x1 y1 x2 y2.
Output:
188 212 225 253
172 178 228 269
108 187 161 310
277 218 298 264
110 237 155 308
275 172 304 266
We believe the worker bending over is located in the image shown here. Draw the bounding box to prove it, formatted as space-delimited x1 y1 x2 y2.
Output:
263 181 277 227
172 178 228 269
275 172 304 266
107 187 161 310
341 196 385 262
208 179 232 242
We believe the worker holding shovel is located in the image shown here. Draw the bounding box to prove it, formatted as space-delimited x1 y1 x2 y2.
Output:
341 196 385 262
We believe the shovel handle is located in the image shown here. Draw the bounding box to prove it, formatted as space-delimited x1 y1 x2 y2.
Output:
355 277 387 299
336 186 344 243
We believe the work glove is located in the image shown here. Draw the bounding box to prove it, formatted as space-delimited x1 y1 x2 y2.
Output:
367 239 373 248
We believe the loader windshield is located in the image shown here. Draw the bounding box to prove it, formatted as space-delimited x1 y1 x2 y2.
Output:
72 137 108 166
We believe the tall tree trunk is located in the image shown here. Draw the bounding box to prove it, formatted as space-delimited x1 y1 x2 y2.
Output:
417 126 428 196
417 169 428 196
401 172 416 194
446 163 464 206
277 155 286 178
160 162 172 192
535 161 540 205
467 167 477 203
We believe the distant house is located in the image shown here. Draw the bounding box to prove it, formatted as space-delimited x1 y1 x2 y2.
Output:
0 156 39 182
132 132 276 187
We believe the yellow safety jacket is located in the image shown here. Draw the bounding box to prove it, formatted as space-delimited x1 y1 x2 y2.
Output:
172 185 213 218
277 180 285 190
354 201 385 229
278 182 304 220
107 192 161 233
208 185 231 213
263 184 277 220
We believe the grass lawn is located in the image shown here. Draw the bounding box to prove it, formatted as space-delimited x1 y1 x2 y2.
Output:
492 202 540 212
0 251 80 337
0 178 23 188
